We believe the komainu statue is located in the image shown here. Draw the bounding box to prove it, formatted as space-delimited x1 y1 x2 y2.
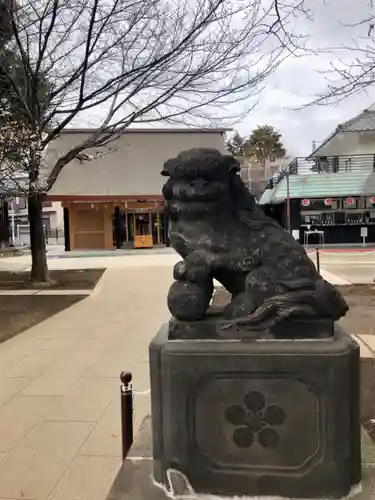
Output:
162 148 348 338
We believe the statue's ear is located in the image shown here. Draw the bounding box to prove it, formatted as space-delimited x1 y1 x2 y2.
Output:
161 159 173 176
226 156 240 173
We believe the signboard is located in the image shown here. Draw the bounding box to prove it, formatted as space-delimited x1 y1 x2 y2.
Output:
361 227 368 238
301 199 310 207
324 198 333 206
370 196 375 204
292 229 300 240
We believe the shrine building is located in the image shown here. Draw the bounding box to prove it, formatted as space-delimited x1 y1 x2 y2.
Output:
46 128 227 251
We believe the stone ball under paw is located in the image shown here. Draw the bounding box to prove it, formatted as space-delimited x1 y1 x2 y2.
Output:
168 280 213 321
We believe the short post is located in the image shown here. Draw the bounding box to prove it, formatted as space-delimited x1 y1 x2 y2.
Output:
316 247 320 274
120 372 134 461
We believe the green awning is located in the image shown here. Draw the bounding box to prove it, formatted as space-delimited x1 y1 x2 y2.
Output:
258 188 273 205
264 172 375 203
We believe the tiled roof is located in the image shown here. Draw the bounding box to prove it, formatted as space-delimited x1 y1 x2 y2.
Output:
308 104 375 158
337 110 375 132
259 172 375 204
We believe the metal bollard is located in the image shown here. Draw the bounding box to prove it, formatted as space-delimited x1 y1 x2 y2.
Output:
120 371 134 461
316 247 320 275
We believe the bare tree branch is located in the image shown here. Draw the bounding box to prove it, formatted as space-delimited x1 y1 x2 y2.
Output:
1 0 312 192
300 0 375 106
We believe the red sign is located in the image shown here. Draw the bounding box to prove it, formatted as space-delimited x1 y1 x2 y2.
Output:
301 199 310 207
346 197 354 206
324 198 333 206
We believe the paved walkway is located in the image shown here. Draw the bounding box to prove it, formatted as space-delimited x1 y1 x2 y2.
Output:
0 263 174 500
0 251 374 500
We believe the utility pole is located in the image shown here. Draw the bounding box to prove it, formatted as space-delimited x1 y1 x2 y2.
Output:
286 168 291 233
10 198 15 245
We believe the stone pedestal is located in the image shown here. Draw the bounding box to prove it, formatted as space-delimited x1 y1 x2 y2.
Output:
149 325 361 499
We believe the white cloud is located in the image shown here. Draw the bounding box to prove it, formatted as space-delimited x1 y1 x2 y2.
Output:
236 0 375 156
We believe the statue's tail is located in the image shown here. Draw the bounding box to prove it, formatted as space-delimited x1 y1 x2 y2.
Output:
314 278 349 321
222 279 348 331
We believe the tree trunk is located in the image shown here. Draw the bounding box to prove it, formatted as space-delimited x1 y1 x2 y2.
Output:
28 193 49 282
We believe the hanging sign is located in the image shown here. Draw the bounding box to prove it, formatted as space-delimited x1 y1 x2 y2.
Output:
324 198 333 206
346 197 354 206
301 199 310 207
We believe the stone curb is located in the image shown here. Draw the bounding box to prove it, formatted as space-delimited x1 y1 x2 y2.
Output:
0 289 91 296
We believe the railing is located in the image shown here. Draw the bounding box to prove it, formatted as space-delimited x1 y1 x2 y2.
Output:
13 227 64 247
265 154 375 189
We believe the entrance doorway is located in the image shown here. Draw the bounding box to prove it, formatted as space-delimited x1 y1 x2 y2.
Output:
113 207 166 249
132 213 152 248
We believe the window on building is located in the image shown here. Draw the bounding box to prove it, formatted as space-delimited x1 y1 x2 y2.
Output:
332 156 339 173
240 167 249 182
17 197 27 210
42 215 51 230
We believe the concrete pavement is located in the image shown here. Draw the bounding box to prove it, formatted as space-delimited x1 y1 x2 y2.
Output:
0 263 174 500
0 250 374 499
1 246 371 284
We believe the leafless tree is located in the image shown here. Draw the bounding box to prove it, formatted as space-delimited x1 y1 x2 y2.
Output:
1 0 311 281
306 0 375 105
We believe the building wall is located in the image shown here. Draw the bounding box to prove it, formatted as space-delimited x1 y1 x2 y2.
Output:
47 131 226 197
315 131 375 160
9 199 64 229
240 156 291 198
47 202 64 229
68 203 113 250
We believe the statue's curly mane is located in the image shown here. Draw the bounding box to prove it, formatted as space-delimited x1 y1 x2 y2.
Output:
161 148 239 181
161 148 280 230
229 174 282 230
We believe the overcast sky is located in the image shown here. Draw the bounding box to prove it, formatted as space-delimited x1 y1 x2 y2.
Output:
235 0 375 156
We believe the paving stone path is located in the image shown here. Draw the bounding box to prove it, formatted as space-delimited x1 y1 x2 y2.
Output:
0 265 173 500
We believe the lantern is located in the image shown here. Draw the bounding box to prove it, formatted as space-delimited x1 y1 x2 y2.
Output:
370 196 375 204
324 198 333 206
346 197 354 206
301 199 310 207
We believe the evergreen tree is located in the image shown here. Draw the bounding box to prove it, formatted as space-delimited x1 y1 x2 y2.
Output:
244 125 286 163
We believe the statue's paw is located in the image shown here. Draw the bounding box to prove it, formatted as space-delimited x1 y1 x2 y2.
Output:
173 261 187 280
186 264 210 283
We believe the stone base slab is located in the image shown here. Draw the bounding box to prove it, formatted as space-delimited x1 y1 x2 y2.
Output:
149 324 361 499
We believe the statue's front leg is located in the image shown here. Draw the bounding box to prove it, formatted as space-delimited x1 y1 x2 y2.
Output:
180 249 215 283
173 260 188 281
169 252 214 321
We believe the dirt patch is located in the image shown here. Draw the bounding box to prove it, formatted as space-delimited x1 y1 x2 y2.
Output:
0 268 105 290
0 295 85 344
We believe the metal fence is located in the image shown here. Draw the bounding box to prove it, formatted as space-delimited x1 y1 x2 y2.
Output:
45 228 65 245
12 226 64 247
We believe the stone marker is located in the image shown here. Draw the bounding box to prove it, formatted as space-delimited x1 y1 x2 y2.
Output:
111 149 362 499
